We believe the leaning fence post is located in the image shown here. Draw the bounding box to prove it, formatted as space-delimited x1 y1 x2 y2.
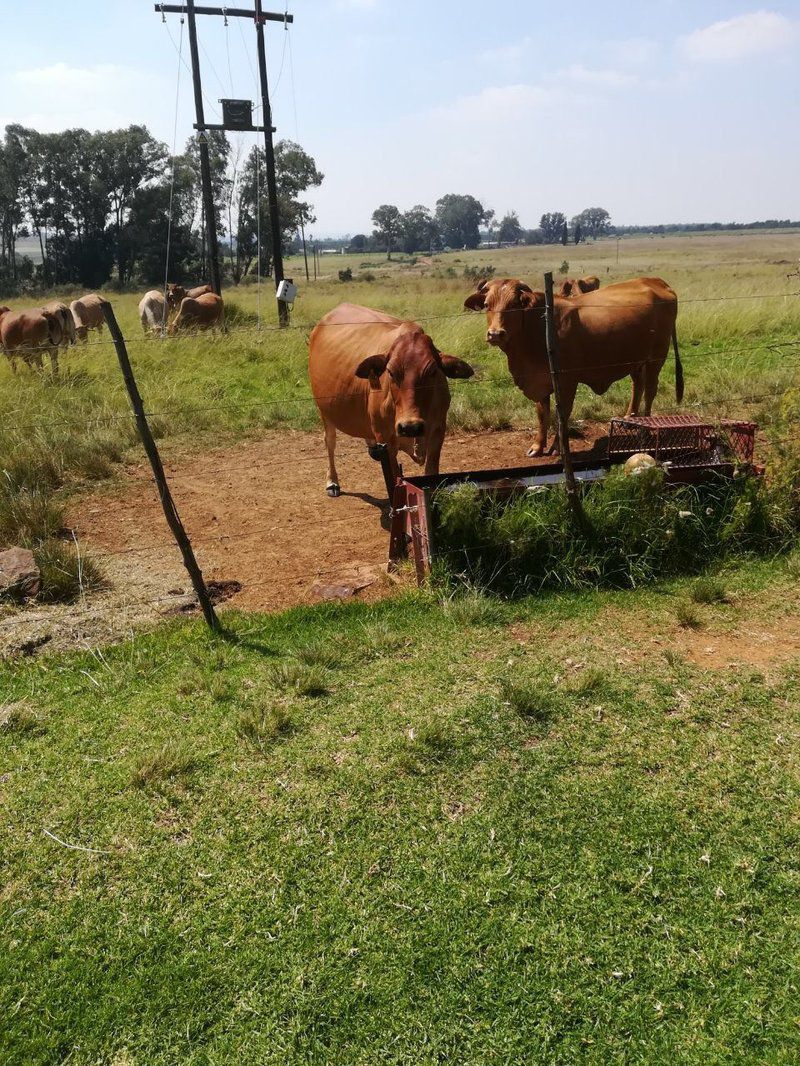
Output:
102 302 221 632
543 271 586 528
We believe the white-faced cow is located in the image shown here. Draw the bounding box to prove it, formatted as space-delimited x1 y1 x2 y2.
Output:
308 302 473 496
464 277 682 456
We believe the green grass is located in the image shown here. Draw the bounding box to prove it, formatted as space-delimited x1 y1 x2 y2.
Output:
432 463 800 597
1 554 799 1063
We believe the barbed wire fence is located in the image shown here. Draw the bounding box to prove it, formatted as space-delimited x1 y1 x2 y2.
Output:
1 285 799 630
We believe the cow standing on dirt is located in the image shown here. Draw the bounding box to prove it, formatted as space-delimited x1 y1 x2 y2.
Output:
464 276 682 456
308 302 474 496
70 293 109 341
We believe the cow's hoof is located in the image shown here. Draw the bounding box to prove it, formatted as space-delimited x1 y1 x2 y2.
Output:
326 483 341 498
527 446 544 458
367 444 385 460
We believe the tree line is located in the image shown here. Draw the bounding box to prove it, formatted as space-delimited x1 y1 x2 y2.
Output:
354 198 613 257
0 124 323 291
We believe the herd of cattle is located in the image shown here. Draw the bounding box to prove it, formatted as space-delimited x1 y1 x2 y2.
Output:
1 270 681 495
0 282 224 374
309 274 681 494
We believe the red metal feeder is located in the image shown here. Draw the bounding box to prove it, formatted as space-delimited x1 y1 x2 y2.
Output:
384 416 760 583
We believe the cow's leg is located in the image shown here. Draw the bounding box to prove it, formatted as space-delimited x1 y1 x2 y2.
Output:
48 346 59 375
424 429 445 476
546 379 579 456
626 368 644 416
528 397 550 457
643 362 663 415
323 418 341 497
6 353 18 374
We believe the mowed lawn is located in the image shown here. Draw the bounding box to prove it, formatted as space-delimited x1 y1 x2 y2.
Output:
2 554 799 1063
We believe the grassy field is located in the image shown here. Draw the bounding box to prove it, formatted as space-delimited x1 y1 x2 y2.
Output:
2 231 800 498
1 232 799 1061
2 554 799 1063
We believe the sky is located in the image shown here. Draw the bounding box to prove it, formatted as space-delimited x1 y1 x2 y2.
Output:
1 1 799 236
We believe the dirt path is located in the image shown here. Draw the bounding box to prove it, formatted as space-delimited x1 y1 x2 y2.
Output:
68 425 607 614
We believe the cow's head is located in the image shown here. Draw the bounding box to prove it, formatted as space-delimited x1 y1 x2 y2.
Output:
355 329 473 439
464 278 544 348
166 283 186 309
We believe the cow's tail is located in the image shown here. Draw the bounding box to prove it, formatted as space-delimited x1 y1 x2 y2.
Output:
672 326 684 403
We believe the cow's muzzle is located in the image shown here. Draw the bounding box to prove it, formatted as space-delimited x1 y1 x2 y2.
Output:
487 329 506 345
397 420 424 437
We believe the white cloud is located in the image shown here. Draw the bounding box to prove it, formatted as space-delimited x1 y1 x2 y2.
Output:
603 37 658 69
432 83 556 123
2 61 176 142
562 64 638 88
479 38 532 65
682 10 797 62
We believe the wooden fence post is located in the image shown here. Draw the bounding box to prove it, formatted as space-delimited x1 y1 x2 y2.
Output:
543 271 586 528
102 302 221 632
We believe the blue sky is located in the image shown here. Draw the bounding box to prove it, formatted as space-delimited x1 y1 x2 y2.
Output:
2 1 798 235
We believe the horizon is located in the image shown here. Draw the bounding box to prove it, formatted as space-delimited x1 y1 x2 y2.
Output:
1 2 798 236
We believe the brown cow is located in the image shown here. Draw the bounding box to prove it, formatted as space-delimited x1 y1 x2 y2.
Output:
166 283 213 309
70 293 109 341
464 277 682 456
308 302 474 496
0 306 63 373
557 276 601 298
169 292 224 333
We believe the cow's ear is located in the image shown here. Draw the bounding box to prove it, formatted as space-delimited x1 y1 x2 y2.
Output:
439 353 474 379
355 353 389 379
464 290 487 311
519 288 545 308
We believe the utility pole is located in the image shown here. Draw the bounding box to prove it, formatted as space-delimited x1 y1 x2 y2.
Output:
156 2 294 322
184 0 222 296
254 0 288 326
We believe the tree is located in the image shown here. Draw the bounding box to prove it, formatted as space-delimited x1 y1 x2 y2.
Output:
540 212 567 243
400 204 439 254
348 233 368 253
96 126 168 282
573 221 583 245
572 207 611 240
561 220 569 246
498 211 522 245
435 194 486 250
371 204 402 259
234 140 323 281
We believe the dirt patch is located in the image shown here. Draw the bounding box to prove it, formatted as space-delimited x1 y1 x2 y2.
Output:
1 424 608 655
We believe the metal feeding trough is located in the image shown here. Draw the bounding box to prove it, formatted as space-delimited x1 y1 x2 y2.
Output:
378 415 760 584
608 415 757 476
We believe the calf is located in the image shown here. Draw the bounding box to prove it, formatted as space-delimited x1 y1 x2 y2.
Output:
308 302 473 496
169 292 224 333
70 293 109 341
42 302 76 373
